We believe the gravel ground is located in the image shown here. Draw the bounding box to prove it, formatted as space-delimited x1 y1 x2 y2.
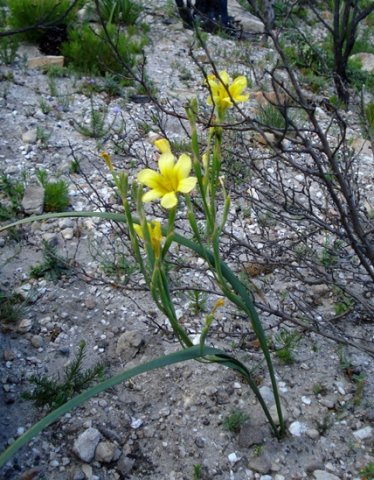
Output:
0 1 373 479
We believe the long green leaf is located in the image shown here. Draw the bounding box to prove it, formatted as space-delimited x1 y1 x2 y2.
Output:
0 346 223 468
0 211 284 435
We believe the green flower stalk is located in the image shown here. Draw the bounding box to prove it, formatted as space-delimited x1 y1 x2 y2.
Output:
0 73 285 471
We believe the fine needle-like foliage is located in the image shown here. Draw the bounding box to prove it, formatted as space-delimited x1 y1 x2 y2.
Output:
22 340 105 411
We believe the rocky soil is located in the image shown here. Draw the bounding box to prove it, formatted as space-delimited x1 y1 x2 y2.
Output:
0 1 373 479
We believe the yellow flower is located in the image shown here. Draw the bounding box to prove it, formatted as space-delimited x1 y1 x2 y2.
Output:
154 138 171 154
100 151 113 171
212 298 225 313
207 71 249 112
134 220 163 257
137 147 197 209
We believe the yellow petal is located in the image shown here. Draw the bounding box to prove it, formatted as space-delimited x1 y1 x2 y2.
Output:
175 154 192 180
230 76 247 96
178 176 197 193
154 138 171 154
142 189 162 203
218 71 231 86
137 169 161 189
158 152 175 177
133 224 144 239
161 191 178 209
151 221 162 243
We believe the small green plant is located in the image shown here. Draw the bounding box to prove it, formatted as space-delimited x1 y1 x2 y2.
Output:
62 23 145 76
22 340 105 410
30 240 71 282
39 98 52 115
73 97 111 139
0 35 19 65
193 464 202 480
44 180 69 212
364 101 374 138
37 170 70 212
256 102 287 131
274 329 301 364
47 74 59 97
334 289 354 316
0 172 25 219
319 241 338 268
102 74 126 97
223 409 250 433
252 444 264 456
0 290 27 326
312 383 327 396
187 290 207 315
101 253 137 281
96 0 143 25
137 121 152 135
69 159 81 174
36 125 51 145
359 461 374 480
353 373 366 407
347 57 374 93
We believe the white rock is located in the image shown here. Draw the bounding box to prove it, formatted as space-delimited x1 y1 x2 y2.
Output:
18 319 32 333
353 426 372 441
259 385 275 404
289 421 307 437
22 129 37 144
22 185 45 215
313 471 340 480
73 427 101 463
95 441 120 463
302 396 312 405
131 417 143 429
228 452 239 463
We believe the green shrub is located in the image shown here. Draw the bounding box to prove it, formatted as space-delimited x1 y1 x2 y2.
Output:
8 0 81 42
0 290 26 325
44 180 69 212
62 23 146 76
223 409 250 433
22 340 105 410
256 103 286 130
30 240 71 281
37 169 70 212
96 0 143 25
365 101 374 137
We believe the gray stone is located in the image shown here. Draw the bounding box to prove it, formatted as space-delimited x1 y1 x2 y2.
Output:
95 441 120 463
259 386 275 405
30 335 43 348
22 185 45 215
117 454 135 475
73 427 101 462
229 0 264 33
313 471 340 480
3 349 15 361
22 129 37 144
116 330 145 358
27 55 64 69
247 454 272 474
269 403 287 426
61 228 74 240
289 421 307 437
18 319 32 333
85 296 96 310
238 420 267 448
353 426 372 441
